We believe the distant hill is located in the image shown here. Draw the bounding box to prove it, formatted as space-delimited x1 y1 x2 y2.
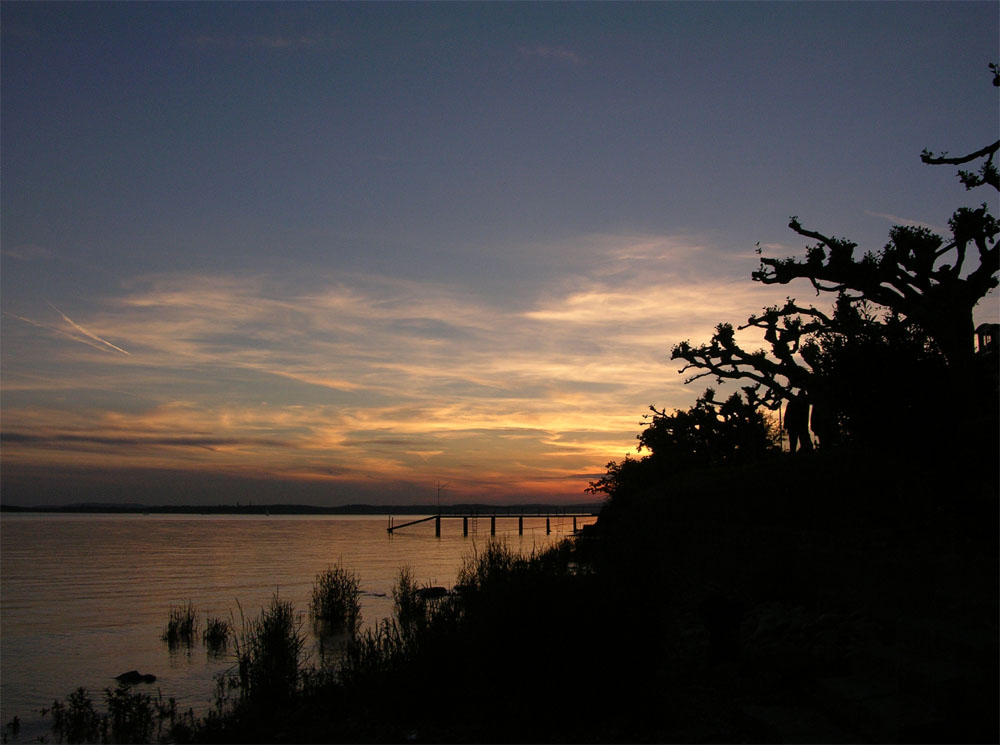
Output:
0 501 602 515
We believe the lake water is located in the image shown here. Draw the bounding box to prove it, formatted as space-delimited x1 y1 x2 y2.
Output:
0 512 593 741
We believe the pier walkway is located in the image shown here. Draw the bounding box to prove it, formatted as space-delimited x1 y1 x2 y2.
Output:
387 509 598 537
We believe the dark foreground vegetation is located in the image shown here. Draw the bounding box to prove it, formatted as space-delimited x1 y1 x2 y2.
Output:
22 447 997 744
201 452 993 744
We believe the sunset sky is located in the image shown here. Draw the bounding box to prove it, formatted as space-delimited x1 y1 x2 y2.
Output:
2 2 998 506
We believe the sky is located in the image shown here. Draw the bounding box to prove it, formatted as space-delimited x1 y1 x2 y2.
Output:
2 2 998 507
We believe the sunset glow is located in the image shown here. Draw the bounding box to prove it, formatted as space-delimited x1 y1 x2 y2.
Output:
2 247 792 503
2 2 997 505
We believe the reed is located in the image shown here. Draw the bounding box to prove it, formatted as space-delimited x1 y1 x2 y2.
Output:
391 564 454 637
161 600 198 648
391 564 423 634
233 594 305 706
338 618 407 686
310 562 361 633
202 615 231 653
456 537 525 591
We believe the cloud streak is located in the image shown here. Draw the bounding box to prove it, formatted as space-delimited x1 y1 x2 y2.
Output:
1 431 291 451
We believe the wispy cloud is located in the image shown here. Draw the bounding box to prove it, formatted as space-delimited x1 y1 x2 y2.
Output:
1 243 54 261
0 431 291 451
517 45 585 66
183 32 336 51
864 211 946 234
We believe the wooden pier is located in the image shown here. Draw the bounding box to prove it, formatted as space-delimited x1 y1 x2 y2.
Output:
387 510 598 537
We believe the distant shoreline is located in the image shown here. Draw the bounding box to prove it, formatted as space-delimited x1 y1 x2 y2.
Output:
0 502 602 516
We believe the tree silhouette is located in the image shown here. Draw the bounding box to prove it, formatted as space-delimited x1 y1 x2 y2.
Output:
638 387 778 469
671 300 828 410
754 210 996 370
753 68 998 369
672 295 949 446
673 66 998 448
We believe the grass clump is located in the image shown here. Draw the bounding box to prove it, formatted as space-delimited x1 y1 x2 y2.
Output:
310 562 361 633
456 537 525 591
233 594 305 706
161 600 198 648
202 616 231 654
338 618 408 687
392 565 452 637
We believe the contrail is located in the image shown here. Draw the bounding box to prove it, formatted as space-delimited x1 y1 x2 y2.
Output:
45 302 131 356
4 311 99 350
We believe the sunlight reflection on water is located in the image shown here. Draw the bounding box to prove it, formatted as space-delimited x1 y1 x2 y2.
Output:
0 513 593 741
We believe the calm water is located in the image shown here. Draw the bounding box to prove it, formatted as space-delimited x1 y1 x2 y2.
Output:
0 513 591 740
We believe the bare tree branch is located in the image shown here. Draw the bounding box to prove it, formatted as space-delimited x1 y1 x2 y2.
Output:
920 139 999 168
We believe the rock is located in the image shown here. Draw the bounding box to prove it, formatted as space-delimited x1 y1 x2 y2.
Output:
416 586 449 600
115 670 156 685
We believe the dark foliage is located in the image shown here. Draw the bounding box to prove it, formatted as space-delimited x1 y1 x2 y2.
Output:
42 684 186 744
588 388 779 528
637 387 778 469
